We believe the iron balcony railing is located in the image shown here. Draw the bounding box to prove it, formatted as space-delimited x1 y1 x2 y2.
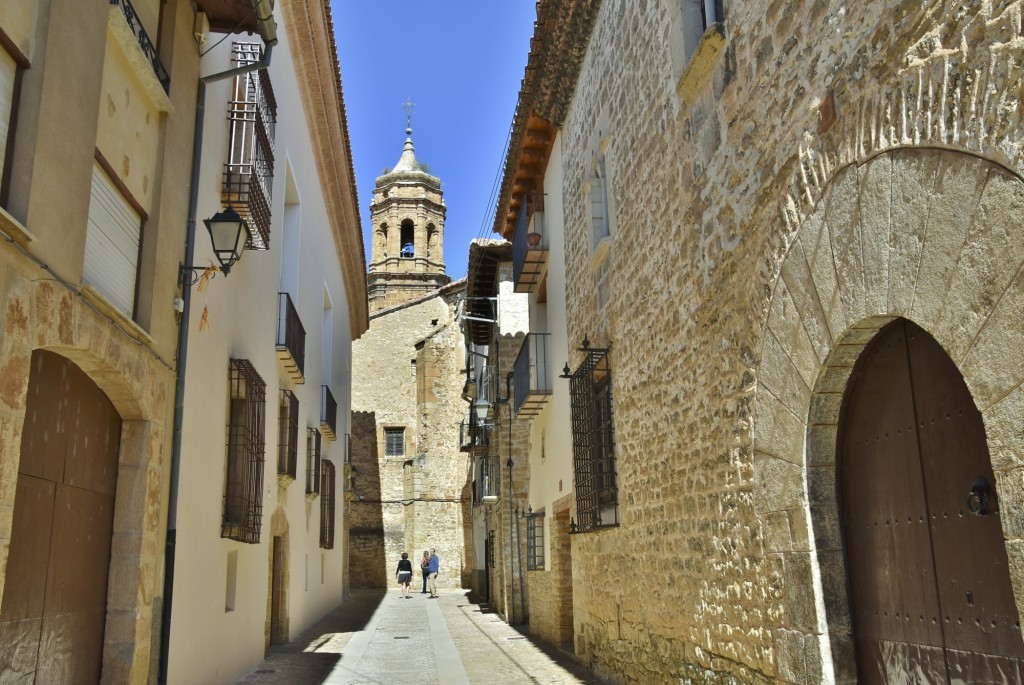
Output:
223 43 276 250
512 196 548 293
320 385 338 440
110 0 170 93
275 292 306 382
513 333 553 418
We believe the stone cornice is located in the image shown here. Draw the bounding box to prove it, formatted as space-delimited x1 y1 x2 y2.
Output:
493 0 602 238
280 0 369 338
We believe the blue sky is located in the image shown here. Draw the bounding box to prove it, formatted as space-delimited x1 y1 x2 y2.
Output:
330 2 537 280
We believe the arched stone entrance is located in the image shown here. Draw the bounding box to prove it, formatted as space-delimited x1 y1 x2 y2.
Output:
755 148 1024 681
839 319 1024 681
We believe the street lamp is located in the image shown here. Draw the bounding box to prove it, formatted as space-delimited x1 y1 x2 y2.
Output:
473 397 492 425
180 206 252 286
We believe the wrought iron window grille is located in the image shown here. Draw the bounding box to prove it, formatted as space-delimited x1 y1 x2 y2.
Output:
384 427 405 457
526 509 545 570
276 292 306 380
306 427 321 496
222 359 266 544
277 389 298 479
565 343 619 534
110 0 170 93
320 460 336 549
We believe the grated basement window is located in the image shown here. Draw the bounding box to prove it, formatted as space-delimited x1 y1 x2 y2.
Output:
320 460 336 549
278 389 298 478
385 427 405 457
526 511 545 570
223 359 266 544
568 348 619 533
306 427 321 496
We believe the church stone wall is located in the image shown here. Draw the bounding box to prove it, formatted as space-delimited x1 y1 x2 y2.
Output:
349 290 468 589
554 0 1024 683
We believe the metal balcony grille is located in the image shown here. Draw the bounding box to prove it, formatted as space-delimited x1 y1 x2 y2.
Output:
513 333 552 418
110 0 170 93
277 389 298 478
276 292 306 382
320 385 337 440
306 427 321 496
527 511 545 570
223 43 275 250
512 194 548 293
320 460 336 549
568 348 618 533
222 359 266 544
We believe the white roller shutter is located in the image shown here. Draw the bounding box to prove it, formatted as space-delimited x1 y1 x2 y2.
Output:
84 161 142 317
0 49 15 189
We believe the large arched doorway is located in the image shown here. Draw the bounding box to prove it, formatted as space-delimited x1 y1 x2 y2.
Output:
0 350 121 682
839 319 1024 681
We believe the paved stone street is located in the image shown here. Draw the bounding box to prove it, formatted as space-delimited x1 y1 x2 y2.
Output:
234 589 596 685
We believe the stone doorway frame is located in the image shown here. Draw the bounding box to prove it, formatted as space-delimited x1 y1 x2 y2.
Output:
755 147 1024 683
0 277 172 684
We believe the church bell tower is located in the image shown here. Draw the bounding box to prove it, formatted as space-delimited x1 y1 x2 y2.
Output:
366 120 450 313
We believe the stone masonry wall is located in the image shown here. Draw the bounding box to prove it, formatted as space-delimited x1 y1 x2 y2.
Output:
555 1 1024 683
350 290 468 589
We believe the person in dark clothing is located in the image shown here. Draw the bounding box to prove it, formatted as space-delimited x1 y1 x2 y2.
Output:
396 552 413 598
419 550 430 593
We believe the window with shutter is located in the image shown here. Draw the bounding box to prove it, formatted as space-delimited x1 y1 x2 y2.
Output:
84 161 143 318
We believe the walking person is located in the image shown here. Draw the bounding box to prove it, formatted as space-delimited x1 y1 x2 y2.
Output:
396 552 413 598
427 548 440 598
419 550 430 594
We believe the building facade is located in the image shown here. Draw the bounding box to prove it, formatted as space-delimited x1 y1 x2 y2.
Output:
350 134 469 590
0 0 205 682
164 0 367 683
492 0 1024 683
460 240 532 621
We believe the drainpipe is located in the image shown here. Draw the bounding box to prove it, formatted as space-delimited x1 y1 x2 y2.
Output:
158 3 276 683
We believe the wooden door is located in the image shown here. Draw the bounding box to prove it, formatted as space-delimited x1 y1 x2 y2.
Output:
270 536 286 645
0 351 121 683
840 320 1024 683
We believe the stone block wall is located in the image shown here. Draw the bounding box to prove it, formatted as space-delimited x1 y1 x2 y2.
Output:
551 0 1024 683
350 289 469 589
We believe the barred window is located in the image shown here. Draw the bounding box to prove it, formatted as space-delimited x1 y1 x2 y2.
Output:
486 530 496 568
527 511 545 570
223 42 276 250
278 389 298 478
320 460 336 549
223 359 266 544
384 427 405 457
568 348 618 533
306 427 321 496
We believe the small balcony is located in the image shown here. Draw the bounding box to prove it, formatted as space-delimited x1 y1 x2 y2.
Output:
110 0 170 94
275 292 305 383
320 385 337 441
513 333 553 418
193 0 274 35
512 199 548 294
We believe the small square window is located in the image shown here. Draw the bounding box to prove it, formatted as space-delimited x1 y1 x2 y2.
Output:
385 428 405 457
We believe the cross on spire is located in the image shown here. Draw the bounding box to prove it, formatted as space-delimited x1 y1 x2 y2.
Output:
403 98 415 133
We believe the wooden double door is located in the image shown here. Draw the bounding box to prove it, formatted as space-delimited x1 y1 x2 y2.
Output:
840 320 1024 683
0 351 121 683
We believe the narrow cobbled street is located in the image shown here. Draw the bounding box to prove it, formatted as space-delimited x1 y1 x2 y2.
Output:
234 590 595 685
